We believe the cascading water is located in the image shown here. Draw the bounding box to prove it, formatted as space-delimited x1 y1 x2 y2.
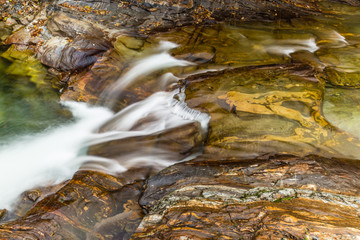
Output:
80 88 210 174
101 41 193 107
80 41 210 175
0 41 210 210
0 32 351 210
0 102 113 209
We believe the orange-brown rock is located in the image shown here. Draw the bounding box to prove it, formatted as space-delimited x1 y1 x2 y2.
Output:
133 155 360 239
0 169 151 239
59 45 163 108
1 1 360 239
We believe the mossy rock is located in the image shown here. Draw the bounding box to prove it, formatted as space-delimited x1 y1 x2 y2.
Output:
1 45 47 87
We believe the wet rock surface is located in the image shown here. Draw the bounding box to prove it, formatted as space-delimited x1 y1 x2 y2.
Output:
0 169 150 239
183 63 360 160
133 155 360 239
0 0 359 94
40 36 111 72
1 0 360 239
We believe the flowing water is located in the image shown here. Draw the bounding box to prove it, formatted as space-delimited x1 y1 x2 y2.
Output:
0 43 209 209
1 7 360 211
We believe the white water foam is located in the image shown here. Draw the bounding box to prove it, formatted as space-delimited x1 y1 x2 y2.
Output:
91 89 209 145
317 30 348 48
101 41 194 107
0 41 210 210
81 88 210 173
265 38 319 56
80 41 210 175
0 102 113 209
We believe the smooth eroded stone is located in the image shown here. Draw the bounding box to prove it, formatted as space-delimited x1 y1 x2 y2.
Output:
134 191 360 239
323 87 360 139
47 13 105 39
318 46 360 87
133 154 360 239
85 120 206 175
59 47 162 106
0 169 151 240
3 182 68 223
153 24 291 69
116 35 146 50
41 36 111 72
140 155 360 207
44 0 323 34
60 49 123 103
183 63 360 160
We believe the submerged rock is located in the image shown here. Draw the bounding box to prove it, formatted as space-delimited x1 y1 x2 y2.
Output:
184 63 360 160
323 87 360 139
318 46 360 87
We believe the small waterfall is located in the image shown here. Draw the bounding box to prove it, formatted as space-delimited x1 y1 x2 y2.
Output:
0 102 113 209
95 89 209 139
80 42 210 174
0 41 210 209
79 88 210 174
101 41 193 107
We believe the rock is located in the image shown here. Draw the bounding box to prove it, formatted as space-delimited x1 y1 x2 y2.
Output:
40 36 111 72
2 3 48 46
116 35 145 50
6 182 69 223
323 87 360 139
0 169 151 239
1 1 360 239
183 63 360 160
5 17 17 27
59 44 148 105
317 46 360 87
47 13 105 39
38 0 360 36
3 27 32 45
0 210 8 222
2 0 358 72
59 36 179 107
133 155 360 239
19 17 29 26
87 121 205 166
11 24 23 32
59 48 123 103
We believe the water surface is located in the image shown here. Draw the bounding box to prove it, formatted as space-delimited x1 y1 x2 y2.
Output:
1 9 360 210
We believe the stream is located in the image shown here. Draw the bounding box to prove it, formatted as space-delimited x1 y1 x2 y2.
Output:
0 41 210 209
0 5 360 237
